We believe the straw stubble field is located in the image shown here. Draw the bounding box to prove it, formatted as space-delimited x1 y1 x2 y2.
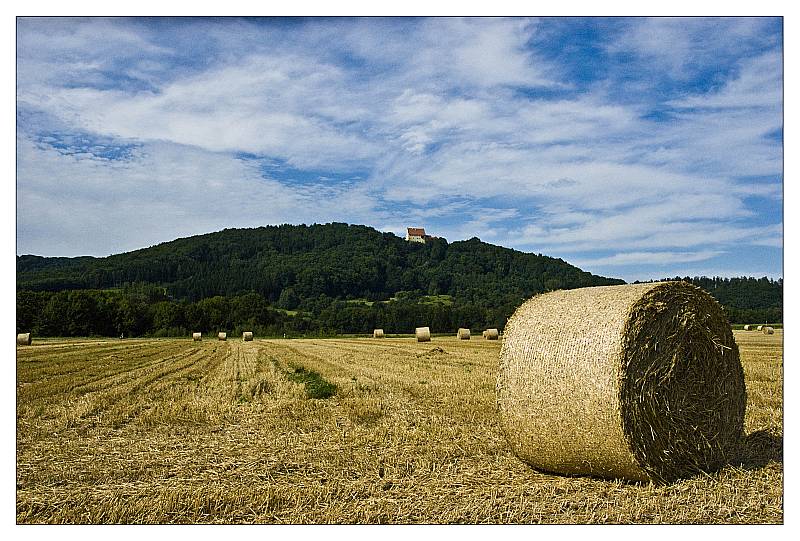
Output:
16 330 782 524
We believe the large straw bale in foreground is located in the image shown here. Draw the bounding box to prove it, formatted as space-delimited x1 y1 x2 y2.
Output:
484 328 499 340
457 328 470 340
192 332 202 341
762 326 774 335
415 327 431 342
17 333 32 346
497 282 746 483
243 331 254 341
373 329 384 338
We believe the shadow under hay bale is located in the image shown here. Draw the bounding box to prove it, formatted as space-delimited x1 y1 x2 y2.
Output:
734 430 783 470
497 282 746 484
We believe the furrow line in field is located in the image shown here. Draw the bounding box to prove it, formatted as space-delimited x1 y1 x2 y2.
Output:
17 342 191 403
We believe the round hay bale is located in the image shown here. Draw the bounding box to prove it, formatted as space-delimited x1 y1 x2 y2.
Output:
242 331 254 341
192 332 202 341
497 282 746 483
484 328 499 340
457 328 471 340
17 333 32 346
415 327 431 342
373 329 385 338
743 324 751 331
762 326 774 335
757 325 763 331
218 332 227 341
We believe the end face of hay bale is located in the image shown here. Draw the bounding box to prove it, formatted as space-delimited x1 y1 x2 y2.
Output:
192 332 202 341
497 282 745 483
218 332 227 341
415 327 431 342
762 326 775 335
457 328 471 340
757 325 763 331
373 329 385 338
484 328 499 340
242 331 254 341
17 333 32 346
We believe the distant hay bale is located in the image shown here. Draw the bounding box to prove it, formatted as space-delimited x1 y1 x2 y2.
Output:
218 332 227 341
192 332 202 341
497 282 746 483
16 333 31 346
757 325 763 331
243 331 254 341
373 329 385 338
743 325 751 331
457 328 471 340
415 327 431 342
484 328 499 340
762 326 774 335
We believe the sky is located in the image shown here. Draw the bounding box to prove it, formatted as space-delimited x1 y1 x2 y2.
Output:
15 16 783 282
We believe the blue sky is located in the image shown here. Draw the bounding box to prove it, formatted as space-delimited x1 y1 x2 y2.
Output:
15 16 783 282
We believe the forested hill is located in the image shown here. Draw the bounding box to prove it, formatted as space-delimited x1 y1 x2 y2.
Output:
17 223 620 304
16 223 781 337
16 223 623 337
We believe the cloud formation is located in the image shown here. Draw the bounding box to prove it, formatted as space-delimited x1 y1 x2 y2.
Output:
16 17 783 281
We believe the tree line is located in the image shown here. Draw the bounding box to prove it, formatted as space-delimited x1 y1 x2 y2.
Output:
16 223 782 336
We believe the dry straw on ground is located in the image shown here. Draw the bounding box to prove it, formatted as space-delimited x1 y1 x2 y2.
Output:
243 331 254 342
192 332 202 341
373 329 384 338
457 328 471 340
762 326 775 335
416 327 431 342
218 332 227 341
484 328 499 340
497 282 746 483
17 333 31 346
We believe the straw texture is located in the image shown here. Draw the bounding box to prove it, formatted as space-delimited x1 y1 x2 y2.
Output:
497 282 745 483
243 331 254 341
762 326 774 335
416 327 431 342
484 328 499 340
457 328 471 340
373 329 385 338
192 332 202 341
218 332 227 341
17 333 32 346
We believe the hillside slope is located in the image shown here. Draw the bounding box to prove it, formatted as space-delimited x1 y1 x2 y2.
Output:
17 222 622 306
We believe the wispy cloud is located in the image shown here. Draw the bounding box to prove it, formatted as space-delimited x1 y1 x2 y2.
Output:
15 17 782 281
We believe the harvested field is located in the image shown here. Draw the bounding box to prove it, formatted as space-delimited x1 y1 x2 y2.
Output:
16 331 782 524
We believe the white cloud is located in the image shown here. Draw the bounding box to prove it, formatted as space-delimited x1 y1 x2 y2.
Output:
574 250 725 267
